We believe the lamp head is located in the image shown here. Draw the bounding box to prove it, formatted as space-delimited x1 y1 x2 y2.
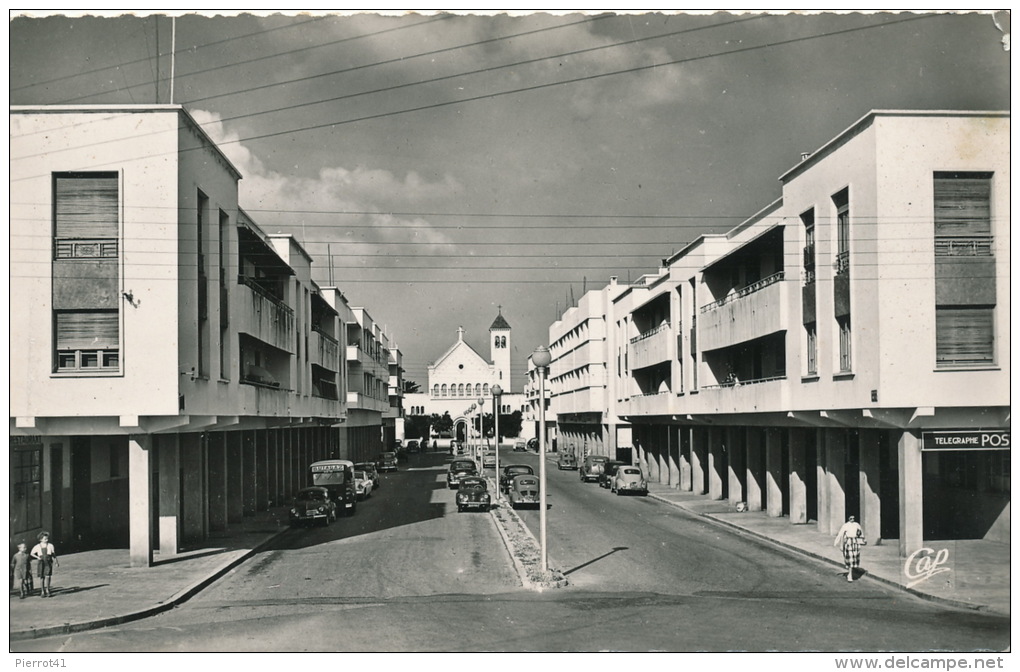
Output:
491 384 502 397
532 345 552 368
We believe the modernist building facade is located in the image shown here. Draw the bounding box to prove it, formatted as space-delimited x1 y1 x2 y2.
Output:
10 105 397 565
403 311 527 443
546 110 1009 554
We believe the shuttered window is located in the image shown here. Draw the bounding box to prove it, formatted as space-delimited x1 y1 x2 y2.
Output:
54 310 120 371
936 307 994 367
934 172 992 236
54 173 119 258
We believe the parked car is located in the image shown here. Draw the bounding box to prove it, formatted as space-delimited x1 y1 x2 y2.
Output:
289 486 337 527
527 438 539 451
456 476 491 512
500 464 534 493
482 451 497 468
405 439 420 453
612 466 649 496
377 452 399 472
353 470 374 500
557 453 578 470
580 455 609 482
513 440 528 452
447 459 479 489
599 460 628 489
509 474 540 509
310 460 357 516
355 462 381 489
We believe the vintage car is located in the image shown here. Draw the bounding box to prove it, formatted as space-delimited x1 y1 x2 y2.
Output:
612 466 649 496
404 439 420 453
556 453 578 470
310 460 357 515
527 438 539 451
289 486 337 527
377 451 399 472
513 440 528 452
353 470 374 500
500 464 534 494
509 474 540 509
598 460 628 489
456 476 492 512
579 455 609 483
354 462 381 489
447 459 479 489
482 451 497 468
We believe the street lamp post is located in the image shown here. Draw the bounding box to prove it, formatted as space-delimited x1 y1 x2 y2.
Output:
532 345 552 574
468 404 476 461
491 384 502 501
477 398 485 468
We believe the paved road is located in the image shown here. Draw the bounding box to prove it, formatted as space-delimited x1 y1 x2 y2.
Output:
12 450 1010 652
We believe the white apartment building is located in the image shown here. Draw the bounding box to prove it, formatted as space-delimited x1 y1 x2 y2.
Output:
549 110 1008 555
10 105 394 565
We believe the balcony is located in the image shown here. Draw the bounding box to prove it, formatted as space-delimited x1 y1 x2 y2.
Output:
935 235 993 257
693 375 789 414
629 323 671 370
236 276 294 353
346 391 390 413
698 272 788 352
619 391 675 418
310 330 339 371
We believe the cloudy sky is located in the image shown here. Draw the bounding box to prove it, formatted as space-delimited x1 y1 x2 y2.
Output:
9 10 1010 389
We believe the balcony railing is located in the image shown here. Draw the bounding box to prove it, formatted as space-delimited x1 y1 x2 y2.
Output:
935 235 993 257
630 322 669 344
313 329 340 368
834 251 850 275
700 271 785 313
55 238 118 259
701 374 786 390
803 243 815 269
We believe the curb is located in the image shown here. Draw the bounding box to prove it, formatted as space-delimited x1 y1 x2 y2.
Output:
646 492 1001 616
486 476 568 591
10 527 290 642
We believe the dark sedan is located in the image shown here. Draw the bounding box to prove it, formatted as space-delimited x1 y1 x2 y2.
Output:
499 464 534 494
447 459 479 489
456 476 492 512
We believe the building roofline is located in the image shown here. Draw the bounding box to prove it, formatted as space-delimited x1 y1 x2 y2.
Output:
779 109 1010 184
12 104 244 182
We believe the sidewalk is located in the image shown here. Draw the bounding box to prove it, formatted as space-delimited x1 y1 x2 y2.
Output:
644 482 1011 616
10 506 292 641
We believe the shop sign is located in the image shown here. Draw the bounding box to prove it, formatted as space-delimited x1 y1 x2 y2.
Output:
10 435 42 446
922 430 1010 450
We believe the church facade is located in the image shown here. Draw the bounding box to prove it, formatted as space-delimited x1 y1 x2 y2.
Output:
403 311 528 443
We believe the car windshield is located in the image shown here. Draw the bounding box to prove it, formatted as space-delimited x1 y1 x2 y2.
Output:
355 463 373 471
381 452 396 459
507 466 532 474
451 461 475 471
354 471 367 479
622 468 641 475
296 489 326 502
461 479 486 490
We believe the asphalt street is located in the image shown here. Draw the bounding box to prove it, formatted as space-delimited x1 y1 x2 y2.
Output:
11 450 1010 653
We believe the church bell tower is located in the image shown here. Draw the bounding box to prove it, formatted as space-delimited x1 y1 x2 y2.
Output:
489 307 512 393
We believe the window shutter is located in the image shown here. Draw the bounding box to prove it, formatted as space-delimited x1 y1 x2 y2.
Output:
55 173 119 239
56 311 119 350
934 174 992 236
936 307 994 365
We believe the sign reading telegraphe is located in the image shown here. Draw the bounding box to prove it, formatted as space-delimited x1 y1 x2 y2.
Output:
921 431 1010 451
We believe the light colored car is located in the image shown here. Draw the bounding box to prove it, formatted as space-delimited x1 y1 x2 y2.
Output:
513 440 528 452
354 462 381 489
289 486 337 527
509 474 540 509
456 476 491 512
482 451 497 468
500 464 534 494
612 466 648 496
353 470 374 500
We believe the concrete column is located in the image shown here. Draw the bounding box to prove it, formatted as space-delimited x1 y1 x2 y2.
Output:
157 434 181 555
707 427 724 500
690 427 706 495
242 431 257 515
859 429 882 545
789 429 807 524
826 428 847 535
226 432 244 524
765 428 783 518
727 426 744 508
897 430 924 558
208 433 227 532
745 428 764 512
129 434 154 567
180 433 206 546
269 429 280 506
679 427 692 491
815 429 830 534
256 430 269 512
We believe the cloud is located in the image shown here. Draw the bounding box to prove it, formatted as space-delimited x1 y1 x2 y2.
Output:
190 108 457 251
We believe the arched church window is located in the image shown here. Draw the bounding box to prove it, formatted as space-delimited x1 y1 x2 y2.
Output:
475 383 482 396
441 384 447 397
433 384 439 397
494 336 500 348
458 384 465 396
483 384 489 396
500 336 506 348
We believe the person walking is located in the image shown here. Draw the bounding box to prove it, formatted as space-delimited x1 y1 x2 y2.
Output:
30 531 58 598
834 515 866 582
11 542 32 599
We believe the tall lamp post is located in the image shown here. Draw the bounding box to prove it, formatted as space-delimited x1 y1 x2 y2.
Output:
491 384 502 500
476 398 485 467
532 345 552 573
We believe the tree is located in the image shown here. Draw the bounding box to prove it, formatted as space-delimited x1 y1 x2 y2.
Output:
402 379 421 394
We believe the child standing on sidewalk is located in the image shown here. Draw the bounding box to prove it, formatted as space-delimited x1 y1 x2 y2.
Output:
11 542 31 599
30 532 58 598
